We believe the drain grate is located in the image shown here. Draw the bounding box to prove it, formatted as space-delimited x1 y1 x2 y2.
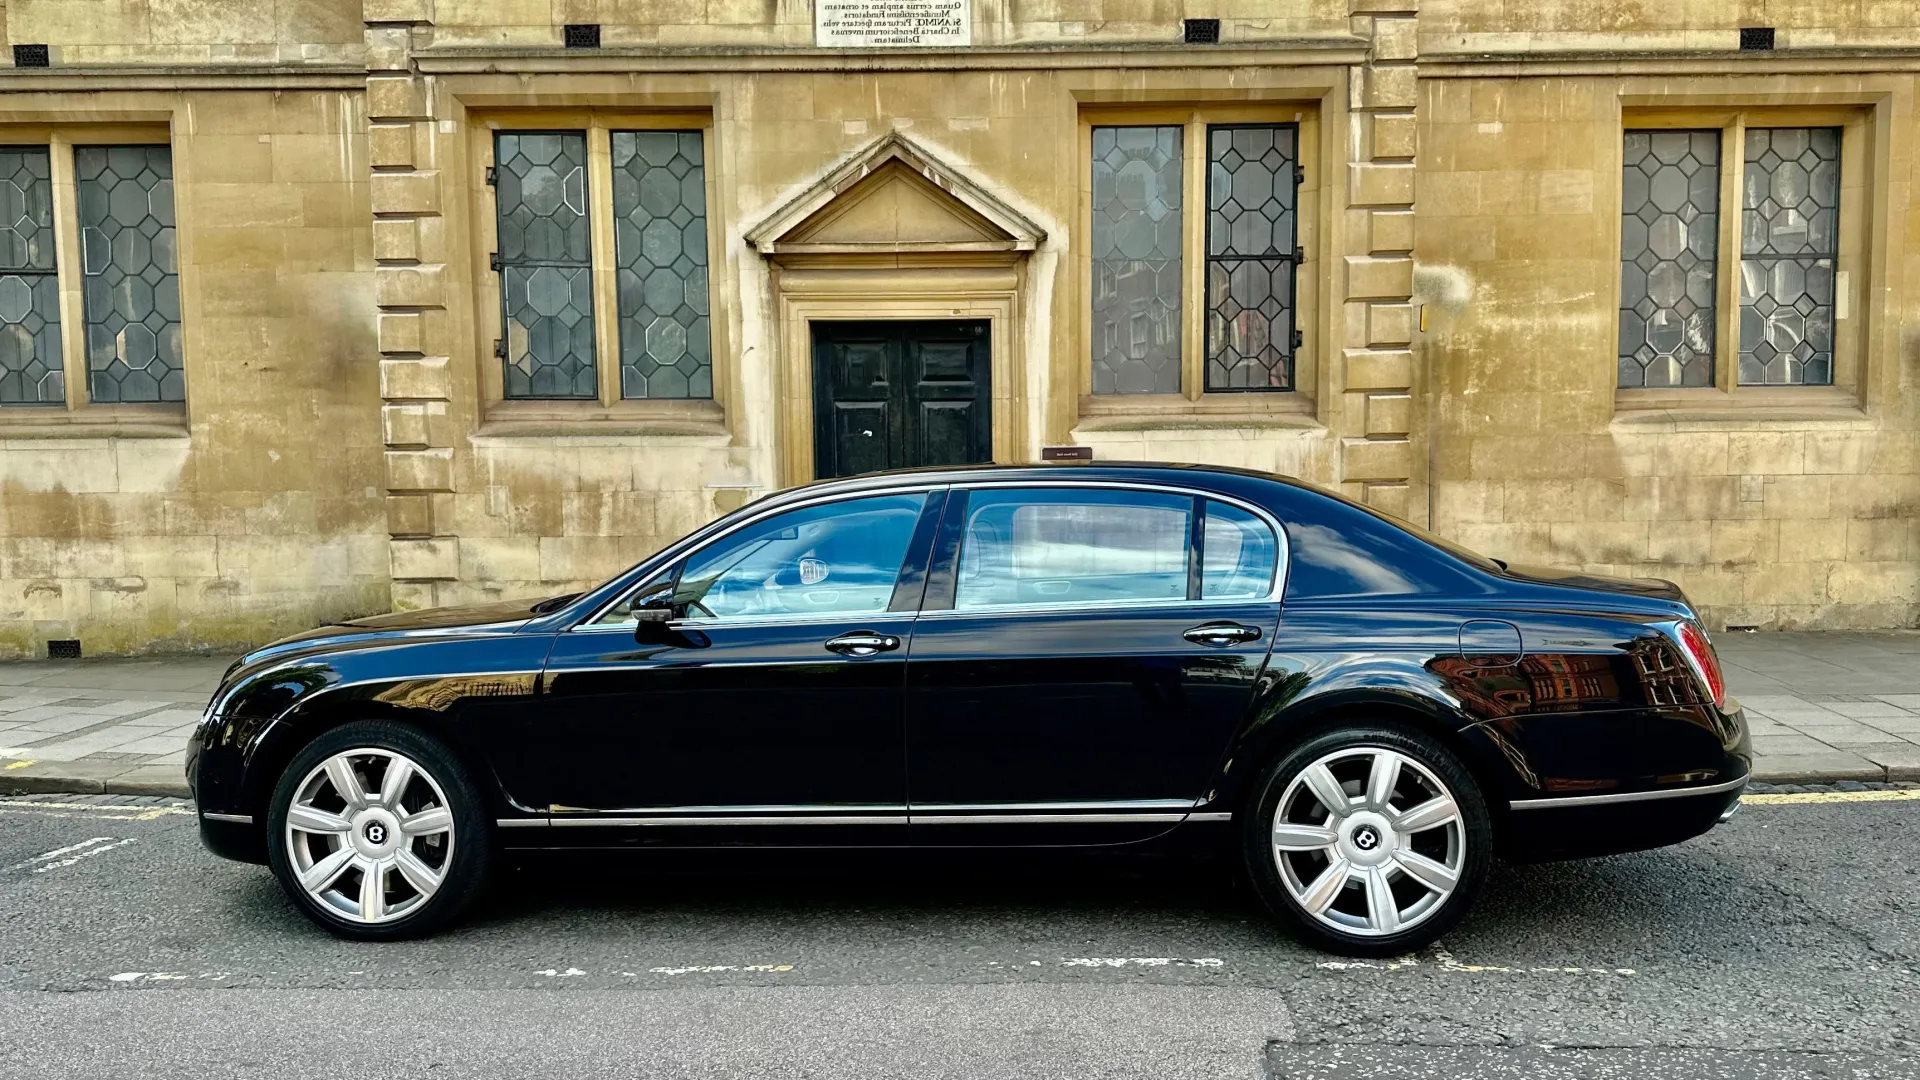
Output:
47 639 82 659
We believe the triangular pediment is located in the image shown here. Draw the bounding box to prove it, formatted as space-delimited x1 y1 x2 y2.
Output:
747 132 1045 257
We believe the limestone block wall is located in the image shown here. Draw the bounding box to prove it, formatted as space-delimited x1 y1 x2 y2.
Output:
424 0 1354 50
1418 72 1920 629
0 89 386 657
5 0 363 67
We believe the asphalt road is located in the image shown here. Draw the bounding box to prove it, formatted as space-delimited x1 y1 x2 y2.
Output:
0 794 1915 1079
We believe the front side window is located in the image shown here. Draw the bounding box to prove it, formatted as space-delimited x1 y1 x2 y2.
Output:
955 488 1192 610
672 493 928 621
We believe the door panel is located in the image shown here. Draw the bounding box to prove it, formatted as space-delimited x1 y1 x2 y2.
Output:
904 487 1283 845
515 490 944 846
813 320 990 479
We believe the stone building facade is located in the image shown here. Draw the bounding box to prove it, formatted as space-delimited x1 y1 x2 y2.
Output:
0 0 1915 656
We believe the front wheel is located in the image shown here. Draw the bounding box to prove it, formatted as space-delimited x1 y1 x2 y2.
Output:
266 720 492 940
1243 725 1491 956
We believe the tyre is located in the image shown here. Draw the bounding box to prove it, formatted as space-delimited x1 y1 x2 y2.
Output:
1243 724 1491 956
265 720 492 940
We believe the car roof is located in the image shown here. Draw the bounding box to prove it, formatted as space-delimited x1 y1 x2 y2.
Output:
755 461 1315 508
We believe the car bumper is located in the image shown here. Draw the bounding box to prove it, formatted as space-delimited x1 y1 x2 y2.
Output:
1497 701 1750 862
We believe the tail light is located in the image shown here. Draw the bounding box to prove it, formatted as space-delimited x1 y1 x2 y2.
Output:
1672 620 1726 708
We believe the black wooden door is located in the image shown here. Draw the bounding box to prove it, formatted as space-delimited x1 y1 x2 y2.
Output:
812 320 991 479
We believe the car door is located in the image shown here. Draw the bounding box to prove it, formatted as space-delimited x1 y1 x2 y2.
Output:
514 488 946 845
903 484 1283 845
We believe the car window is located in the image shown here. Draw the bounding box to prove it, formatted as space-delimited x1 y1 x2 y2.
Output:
1202 500 1279 599
954 488 1192 610
672 493 929 621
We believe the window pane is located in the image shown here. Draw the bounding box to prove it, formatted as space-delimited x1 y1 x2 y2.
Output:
955 488 1191 609
1617 129 1719 389
1201 500 1277 599
612 131 711 400
76 145 180 404
0 146 62 407
496 131 595 399
1739 127 1840 386
1091 125 1182 395
1206 124 1297 391
675 493 928 621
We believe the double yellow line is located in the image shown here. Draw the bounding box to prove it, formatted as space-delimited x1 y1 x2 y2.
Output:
1744 788 1920 805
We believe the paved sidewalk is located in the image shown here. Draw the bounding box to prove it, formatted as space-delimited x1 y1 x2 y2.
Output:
2 633 1919 799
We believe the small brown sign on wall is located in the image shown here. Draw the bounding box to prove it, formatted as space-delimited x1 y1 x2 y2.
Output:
1040 445 1094 462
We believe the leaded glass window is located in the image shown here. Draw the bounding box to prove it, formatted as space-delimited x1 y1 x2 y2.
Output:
77 146 181 404
1091 125 1182 395
1618 130 1720 389
1205 124 1298 391
611 131 711 399
1739 128 1840 385
0 147 63 406
495 131 595 399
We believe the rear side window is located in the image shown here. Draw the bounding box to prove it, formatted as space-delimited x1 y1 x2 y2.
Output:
1202 500 1278 599
955 488 1191 610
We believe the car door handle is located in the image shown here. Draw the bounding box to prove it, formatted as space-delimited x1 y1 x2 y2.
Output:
1183 623 1262 648
825 631 902 657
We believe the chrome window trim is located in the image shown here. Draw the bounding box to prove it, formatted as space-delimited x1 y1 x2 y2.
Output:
1508 775 1747 810
577 484 949 630
574 478 1289 629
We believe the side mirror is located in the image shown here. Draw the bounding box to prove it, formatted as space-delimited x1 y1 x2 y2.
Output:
633 599 705 648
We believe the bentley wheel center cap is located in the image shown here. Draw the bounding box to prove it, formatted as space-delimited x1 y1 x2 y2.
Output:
351 808 402 857
1340 812 1396 866
1353 825 1380 850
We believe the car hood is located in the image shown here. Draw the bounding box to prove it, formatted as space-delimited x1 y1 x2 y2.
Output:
226 598 550 673
326 598 551 632
1496 563 1691 606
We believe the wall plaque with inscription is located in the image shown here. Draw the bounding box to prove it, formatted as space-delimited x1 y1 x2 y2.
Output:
815 0 971 48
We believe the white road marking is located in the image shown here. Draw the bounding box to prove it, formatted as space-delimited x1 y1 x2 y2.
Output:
643 964 795 975
0 800 191 822
1314 945 1633 977
533 967 586 978
6 837 116 872
31 837 133 873
1060 957 1225 969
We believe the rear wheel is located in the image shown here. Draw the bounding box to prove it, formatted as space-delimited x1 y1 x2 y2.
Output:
266 721 492 940
1243 725 1491 956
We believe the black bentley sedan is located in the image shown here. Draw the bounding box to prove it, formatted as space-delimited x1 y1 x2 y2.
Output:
188 464 1749 955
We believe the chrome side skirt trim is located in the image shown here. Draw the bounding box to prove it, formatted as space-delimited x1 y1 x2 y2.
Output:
496 799 1215 829
200 811 254 825
1509 775 1748 810
912 813 1185 825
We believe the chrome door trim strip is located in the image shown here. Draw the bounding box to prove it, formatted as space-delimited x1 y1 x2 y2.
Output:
200 811 254 825
1508 775 1747 810
910 812 1188 825
910 799 1196 813
549 815 908 827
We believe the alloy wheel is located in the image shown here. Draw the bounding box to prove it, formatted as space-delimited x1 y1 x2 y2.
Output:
282 748 456 925
1270 746 1466 937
